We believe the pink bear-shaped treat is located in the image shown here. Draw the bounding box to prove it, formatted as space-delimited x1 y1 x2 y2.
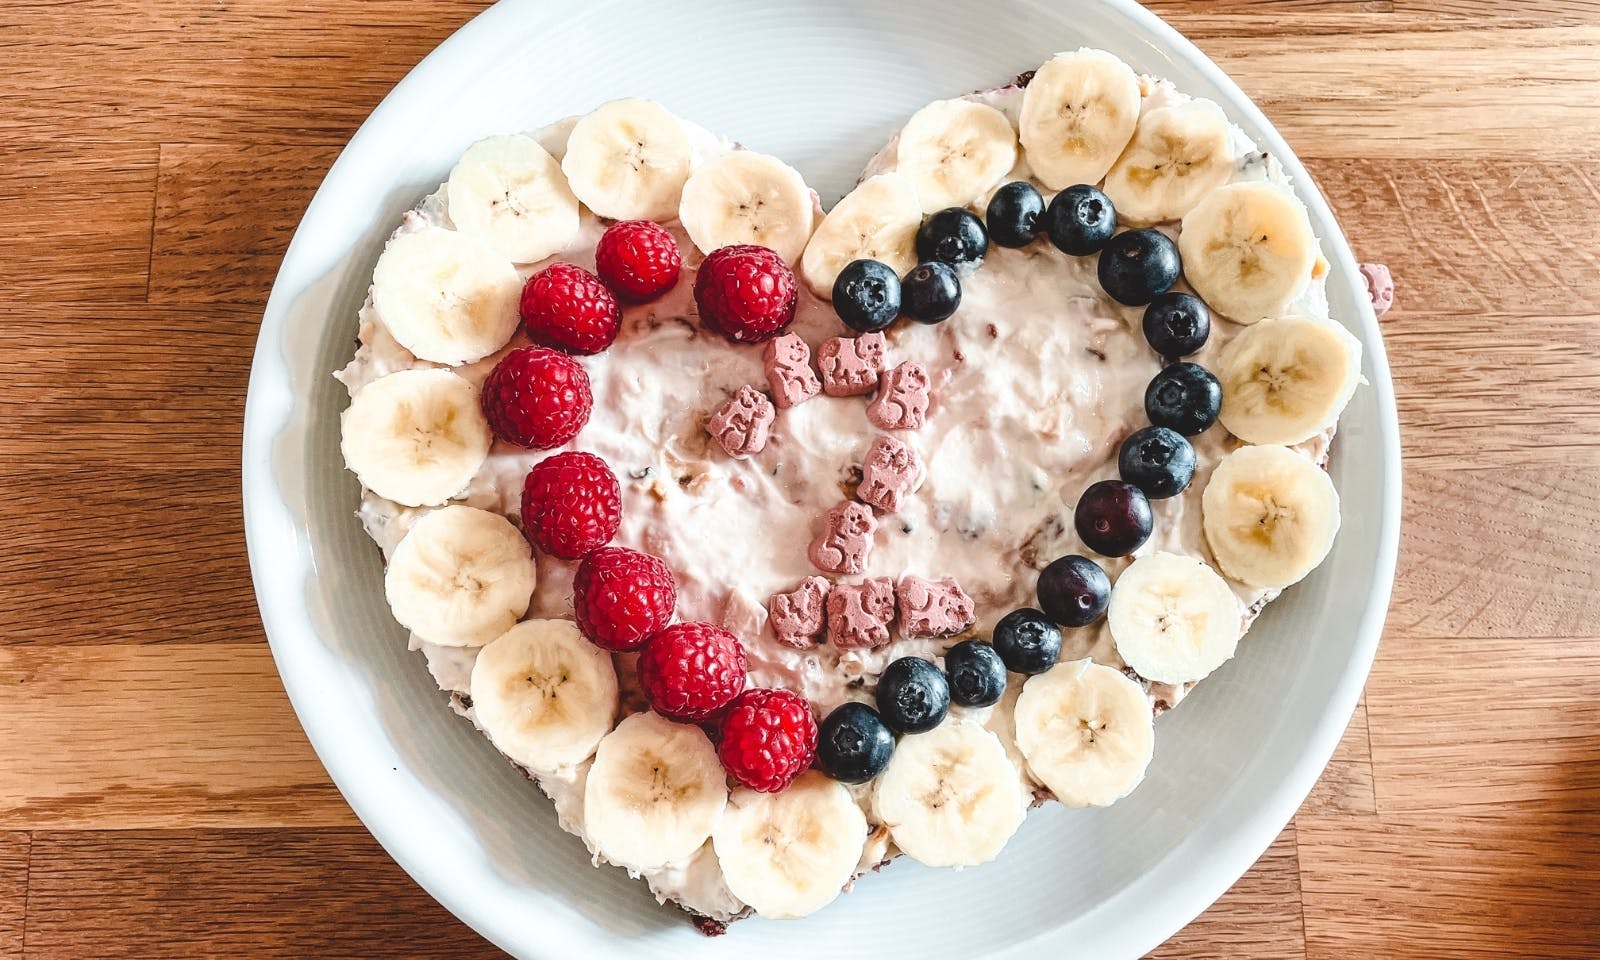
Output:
762 333 821 408
808 499 878 575
896 576 975 639
767 576 830 649
857 434 925 514
827 577 896 649
707 384 775 458
1359 262 1394 318
818 331 887 397
866 361 931 431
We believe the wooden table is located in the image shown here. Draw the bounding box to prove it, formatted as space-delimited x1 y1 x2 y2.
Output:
3 1 1598 956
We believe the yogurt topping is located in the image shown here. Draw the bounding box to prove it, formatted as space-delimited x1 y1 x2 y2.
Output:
337 78 1338 920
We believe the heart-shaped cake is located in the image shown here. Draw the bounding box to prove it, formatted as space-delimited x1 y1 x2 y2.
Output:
335 47 1366 929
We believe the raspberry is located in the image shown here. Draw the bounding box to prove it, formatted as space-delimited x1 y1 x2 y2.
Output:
519 451 620 560
638 622 747 722
480 346 592 449
717 688 818 792
693 244 798 344
595 220 682 303
573 546 676 651
520 262 622 355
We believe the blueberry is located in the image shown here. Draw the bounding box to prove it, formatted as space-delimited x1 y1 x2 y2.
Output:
1045 184 1116 256
817 701 896 783
832 258 901 332
916 207 989 270
1142 292 1211 358
901 261 962 324
991 608 1063 675
1035 554 1111 628
1097 229 1181 306
875 656 950 734
1145 362 1223 436
1073 479 1153 556
942 640 1007 707
985 181 1045 248
1118 425 1197 499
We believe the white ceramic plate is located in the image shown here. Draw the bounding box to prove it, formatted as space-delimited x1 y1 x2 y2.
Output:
242 1 1401 956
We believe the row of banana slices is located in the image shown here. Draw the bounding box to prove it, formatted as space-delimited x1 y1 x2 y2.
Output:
462 614 1165 920
367 46 1334 351
367 453 1339 921
367 505 1159 918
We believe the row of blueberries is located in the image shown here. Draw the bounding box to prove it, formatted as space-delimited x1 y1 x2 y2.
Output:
815 181 1238 786
1051 186 1227 561
817 578 1103 783
831 179 1205 332
826 182 1225 563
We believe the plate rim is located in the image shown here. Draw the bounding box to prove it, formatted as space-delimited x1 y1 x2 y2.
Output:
242 1 1402 956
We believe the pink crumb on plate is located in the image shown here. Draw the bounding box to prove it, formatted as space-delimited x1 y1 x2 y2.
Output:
1359 262 1394 317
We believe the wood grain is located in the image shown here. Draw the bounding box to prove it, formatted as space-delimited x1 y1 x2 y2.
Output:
1388 470 1600 638
0 143 158 304
22 830 501 960
0 1 485 144
1309 159 1600 318
0 469 252 644
150 143 342 306
2 0 1597 957
0 305 256 470
1178 27 1600 160
1365 634 1600 813
0 834 28 960
1390 325 1600 471
0 646 350 829
1298 812 1600 959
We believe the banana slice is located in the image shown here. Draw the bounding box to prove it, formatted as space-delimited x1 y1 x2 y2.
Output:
711 771 867 919
799 173 921 299
339 368 492 508
533 115 579 161
1103 99 1235 225
894 99 1017 214
445 134 581 265
470 619 618 776
1179 181 1318 323
679 150 815 264
1013 659 1154 807
1107 552 1241 684
584 711 728 872
560 98 694 221
872 719 1025 868
1202 444 1341 589
1217 316 1362 445
1018 48 1142 191
384 504 535 647
370 226 522 366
